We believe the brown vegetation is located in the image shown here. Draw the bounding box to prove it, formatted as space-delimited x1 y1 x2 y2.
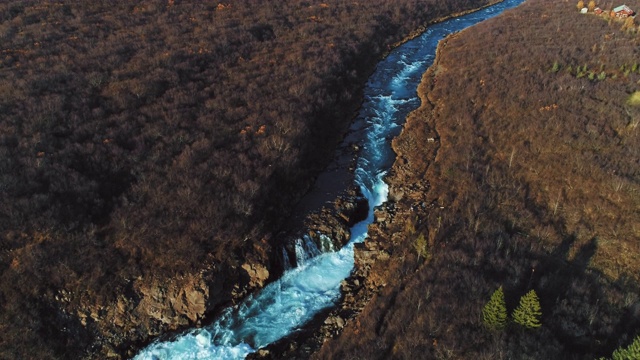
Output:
316 0 640 358
0 0 499 358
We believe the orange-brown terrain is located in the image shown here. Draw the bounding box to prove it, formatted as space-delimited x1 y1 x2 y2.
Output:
315 0 640 359
0 0 504 358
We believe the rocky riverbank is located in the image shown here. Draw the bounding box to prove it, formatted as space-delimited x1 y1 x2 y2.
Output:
77 182 369 358
247 27 457 360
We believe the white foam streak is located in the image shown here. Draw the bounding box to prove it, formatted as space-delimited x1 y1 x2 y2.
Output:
294 235 321 267
281 248 292 270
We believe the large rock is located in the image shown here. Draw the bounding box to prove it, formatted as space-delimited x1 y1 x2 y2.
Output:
305 187 369 249
241 262 270 288
134 273 208 326
74 264 245 358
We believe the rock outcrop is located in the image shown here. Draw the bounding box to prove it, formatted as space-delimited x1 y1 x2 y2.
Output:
280 186 369 267
305 187 369 248
241 261 270 289
72 266 223 357
71 251 275 358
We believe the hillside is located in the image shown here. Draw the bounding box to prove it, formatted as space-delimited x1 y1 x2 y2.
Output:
316 0 640 359
0 0 503 358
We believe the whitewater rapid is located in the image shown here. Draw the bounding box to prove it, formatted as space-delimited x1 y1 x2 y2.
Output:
134 1 525 358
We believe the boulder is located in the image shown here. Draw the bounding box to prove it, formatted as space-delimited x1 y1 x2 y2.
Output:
241 262 270 288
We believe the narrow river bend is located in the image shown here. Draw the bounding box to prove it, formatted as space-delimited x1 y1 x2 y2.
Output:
135 1 525 358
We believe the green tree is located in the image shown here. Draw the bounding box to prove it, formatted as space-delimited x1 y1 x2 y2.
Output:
597 71 607 81
612 334 640 360
512 290 542 329
413 233 429 260
576 64 588 78
482 286 508 330
628 91 640 107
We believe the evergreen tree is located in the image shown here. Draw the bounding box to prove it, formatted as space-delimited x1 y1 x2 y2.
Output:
512 289 542 329
482 286 508 330
611 334 640 360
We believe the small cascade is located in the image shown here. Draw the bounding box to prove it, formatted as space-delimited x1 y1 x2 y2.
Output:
294 235 322 267
282 248 292 271
283 233 335 272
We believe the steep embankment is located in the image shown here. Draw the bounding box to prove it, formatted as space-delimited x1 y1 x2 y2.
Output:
316 0 640 359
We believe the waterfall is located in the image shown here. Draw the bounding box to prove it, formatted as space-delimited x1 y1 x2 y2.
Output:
294 235 322 267
281 248 292 271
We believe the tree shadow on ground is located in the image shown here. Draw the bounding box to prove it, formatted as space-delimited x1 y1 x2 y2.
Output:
519 235 639 358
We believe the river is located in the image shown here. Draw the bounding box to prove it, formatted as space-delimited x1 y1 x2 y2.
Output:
134 1 525 358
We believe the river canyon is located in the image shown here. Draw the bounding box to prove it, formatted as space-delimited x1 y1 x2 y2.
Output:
134 0 526 358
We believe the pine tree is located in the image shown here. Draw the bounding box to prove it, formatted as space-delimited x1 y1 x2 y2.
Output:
512 290 542 329
611 334 640 360
482 286 508 330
